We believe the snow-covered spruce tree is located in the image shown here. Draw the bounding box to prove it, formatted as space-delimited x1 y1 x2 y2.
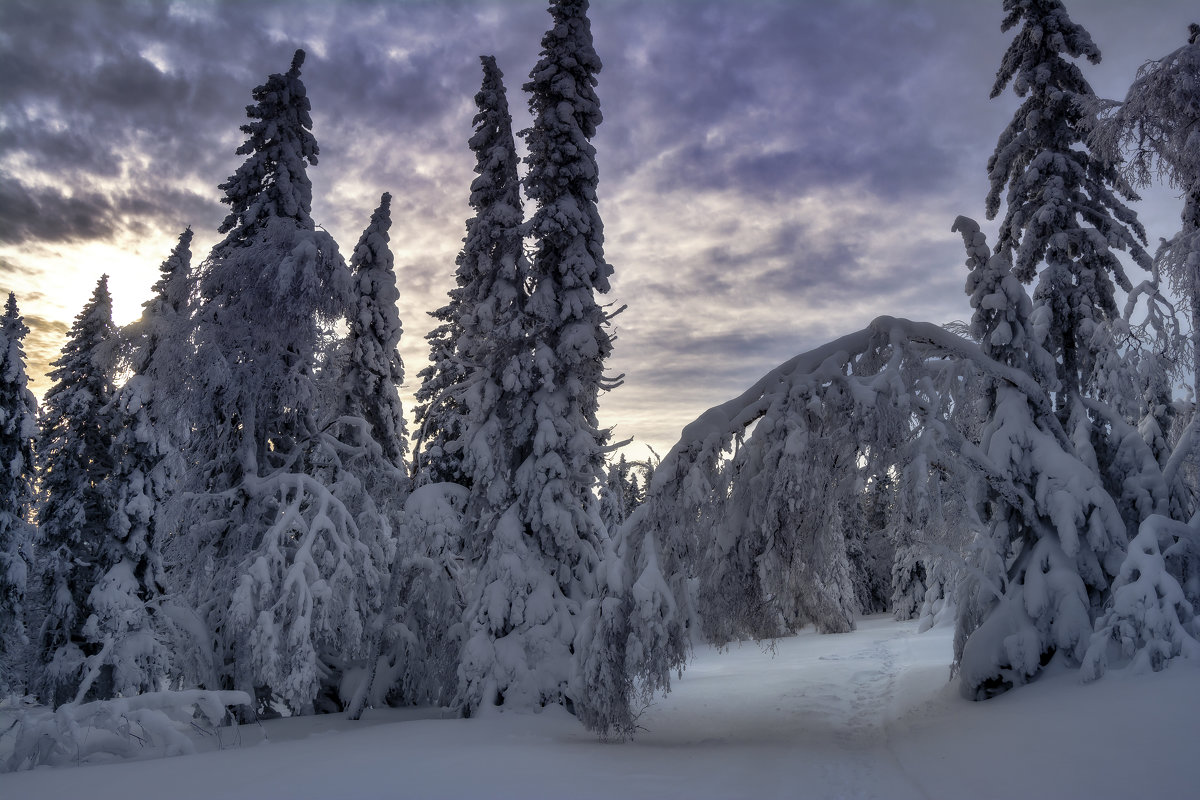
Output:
596 452 653 533
411 301 468 487
848 473 895 617
171 51 383 717
340 192 408 480
0 293 37 695
348 482 467 719
460 1 619 723
30 277 118 706
598 455 629 533
409 56 530 717
84 229 195 703
414 55 528 494
622 455 650 518
1081 512 1200 680
950 217 1127 698
986 0 1150 408
324 193 444 715
449 53 550 716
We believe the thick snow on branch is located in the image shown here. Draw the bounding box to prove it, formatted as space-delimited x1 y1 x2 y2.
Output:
1 689 249 772
1082 512 1200 679
609 315 1013 722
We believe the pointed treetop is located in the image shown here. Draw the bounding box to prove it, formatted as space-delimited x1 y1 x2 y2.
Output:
156 227 193 289
466 55 522 226
477 54 509 102
992 0 1099 100
42 273 115 410
4 292 21 325
216 50 319 240
66 274 114 344
343 189 406 467
539 0 602 75
88 275 112 317
125 228 195 376
350 193 394 275
1 292 32 385
525 0 603 140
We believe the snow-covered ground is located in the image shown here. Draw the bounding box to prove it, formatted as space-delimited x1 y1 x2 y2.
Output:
4 615 1196 799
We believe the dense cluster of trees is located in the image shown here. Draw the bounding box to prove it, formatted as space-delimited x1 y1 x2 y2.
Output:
1 0 1197 758
610 0 1200 712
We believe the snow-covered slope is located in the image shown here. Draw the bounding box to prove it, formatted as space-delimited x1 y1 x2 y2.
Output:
4 616 1196 799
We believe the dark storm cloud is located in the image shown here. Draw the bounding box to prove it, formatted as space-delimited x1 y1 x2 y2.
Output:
0 175 218 246
0 124 121 177
0 0 274 246
0 180 117 245
592 1 974 202
3 0 1196 452
0 0 963 252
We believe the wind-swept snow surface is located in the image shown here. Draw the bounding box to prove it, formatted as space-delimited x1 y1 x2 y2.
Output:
4 615 1195 799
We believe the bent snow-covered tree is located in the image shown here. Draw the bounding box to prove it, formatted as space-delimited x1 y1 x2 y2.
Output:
585 222 1186 722
581 311 1015 734
0 293 37 694
171 50 385 716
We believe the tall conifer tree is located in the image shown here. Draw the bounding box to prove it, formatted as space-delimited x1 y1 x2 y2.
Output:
453 55 529 529
342 193 408 476
412 299 469 488
0 293 37 694
459 0 617 715
31 277 117 706
951 217 1127 698
985 0 1150 403
413 55 528 493
89 230 194 701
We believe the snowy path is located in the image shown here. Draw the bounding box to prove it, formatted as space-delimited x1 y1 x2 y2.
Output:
630 616 932 799
4 616 1197 799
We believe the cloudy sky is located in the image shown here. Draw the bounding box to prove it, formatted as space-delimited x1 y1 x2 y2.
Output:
1 0 1195 458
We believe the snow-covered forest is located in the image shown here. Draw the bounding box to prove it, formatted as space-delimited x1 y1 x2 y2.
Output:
1 0 1199 792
